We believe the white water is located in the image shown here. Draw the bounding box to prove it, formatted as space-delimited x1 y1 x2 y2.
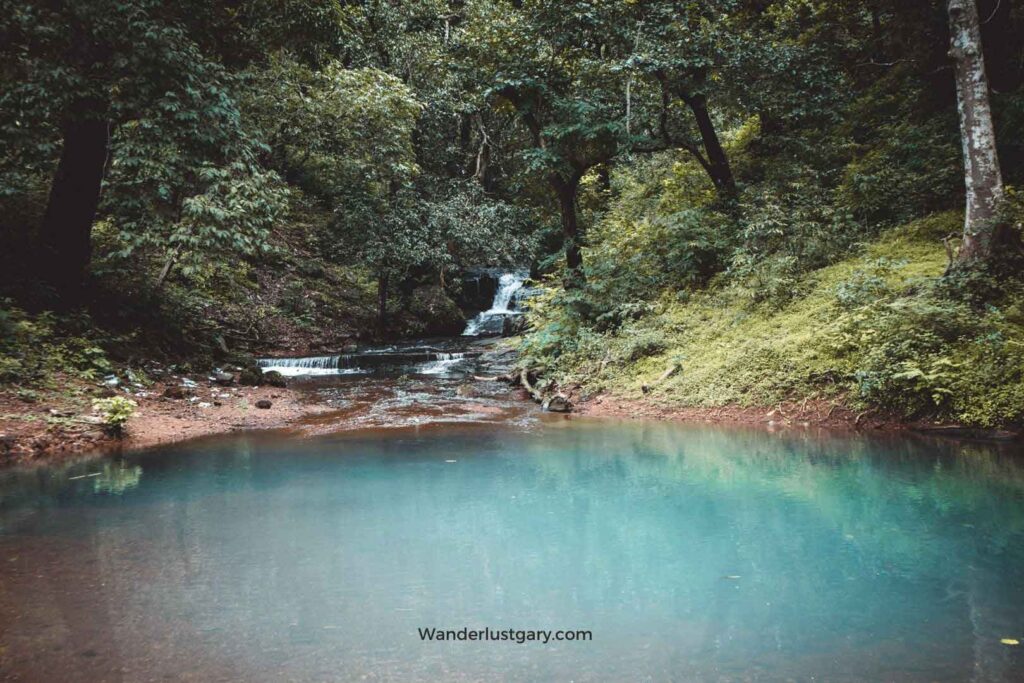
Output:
417 352 466 375
462 271 527 336
257 356 367 377
257 351 469 377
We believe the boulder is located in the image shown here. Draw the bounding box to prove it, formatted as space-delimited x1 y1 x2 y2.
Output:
211 371 235 386
255 399 272 409
542 395 572 413
262 370 287 388
502 314 529 336
454 269 501 312
238 367 263 386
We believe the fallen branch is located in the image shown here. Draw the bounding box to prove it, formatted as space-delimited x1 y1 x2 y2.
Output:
518 368 572 413
520 368 542 402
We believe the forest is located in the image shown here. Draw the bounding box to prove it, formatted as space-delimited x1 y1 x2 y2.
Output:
2 0 1024 438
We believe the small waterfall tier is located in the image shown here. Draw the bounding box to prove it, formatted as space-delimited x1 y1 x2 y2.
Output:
257 356 351 377
462 271 529 337
258 348 473 377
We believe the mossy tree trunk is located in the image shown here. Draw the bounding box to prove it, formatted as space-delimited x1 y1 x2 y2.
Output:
947 0 1005 265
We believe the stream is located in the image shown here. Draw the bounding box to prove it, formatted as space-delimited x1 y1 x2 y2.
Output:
1 276 1023 681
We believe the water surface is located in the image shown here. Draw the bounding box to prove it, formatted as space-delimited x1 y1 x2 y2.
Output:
1 421 1023 681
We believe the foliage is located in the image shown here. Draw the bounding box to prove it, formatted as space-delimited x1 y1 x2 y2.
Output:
523 212 1024 427
2 0 1024 431
91 396 138 435
0 303 113 384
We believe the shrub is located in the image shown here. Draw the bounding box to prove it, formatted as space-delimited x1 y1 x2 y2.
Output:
92 397 139 436
0 303 114 384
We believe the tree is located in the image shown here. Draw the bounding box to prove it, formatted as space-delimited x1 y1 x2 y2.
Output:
947 0 1005 265
460 0 632 284
624 0 740 202
247 57 423 327
0 0 344 297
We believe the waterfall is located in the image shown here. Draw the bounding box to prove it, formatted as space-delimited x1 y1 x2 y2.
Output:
258 349 474 377
462 271 528 336
417 352 466 375
257 356 365 377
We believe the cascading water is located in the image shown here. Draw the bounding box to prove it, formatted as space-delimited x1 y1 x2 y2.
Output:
462 271 528 336
257 356 362 377
258 348 475 377
417 352 467 375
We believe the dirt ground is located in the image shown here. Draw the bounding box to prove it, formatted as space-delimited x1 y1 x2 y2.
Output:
3 372 1020 465
0 373 332 463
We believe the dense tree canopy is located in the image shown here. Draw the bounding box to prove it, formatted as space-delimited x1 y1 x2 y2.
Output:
1 0 1023 422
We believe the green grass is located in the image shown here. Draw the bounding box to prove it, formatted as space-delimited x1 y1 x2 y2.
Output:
527 212 1024 427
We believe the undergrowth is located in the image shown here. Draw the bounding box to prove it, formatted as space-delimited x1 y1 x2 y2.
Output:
522 212 1024 427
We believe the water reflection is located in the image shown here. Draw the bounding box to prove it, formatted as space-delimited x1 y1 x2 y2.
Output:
0 422 1022 682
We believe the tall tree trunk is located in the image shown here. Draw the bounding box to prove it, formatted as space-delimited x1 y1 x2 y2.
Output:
947 0 1005 264
39 97 109 295
377 271 390 331
681 91 737 201
553 177 585 286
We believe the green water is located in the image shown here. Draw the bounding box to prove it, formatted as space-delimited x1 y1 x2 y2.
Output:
1 421 1023 681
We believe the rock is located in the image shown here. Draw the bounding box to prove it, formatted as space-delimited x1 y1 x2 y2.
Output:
455 270 501 313
456 384 479 398
255 399 272 409
262 370 287 388
211 371 235 386
238 367 264 386
163 385 194 400
502 314 529 336
542 395 573 413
